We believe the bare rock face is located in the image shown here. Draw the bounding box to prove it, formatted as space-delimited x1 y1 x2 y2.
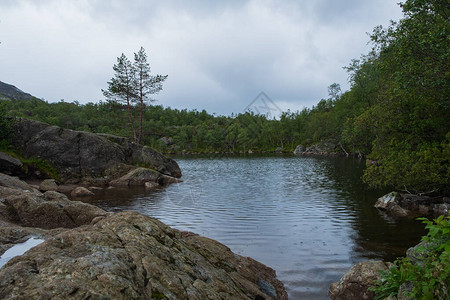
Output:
0 211 288 300
11 119 182 184
329 260 392 300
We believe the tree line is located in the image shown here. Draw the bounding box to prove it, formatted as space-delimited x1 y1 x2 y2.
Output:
0 0 448 196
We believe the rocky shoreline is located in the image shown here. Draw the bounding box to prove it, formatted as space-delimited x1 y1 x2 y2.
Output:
329 192 449 299
0 119 288 299
0 173 288 299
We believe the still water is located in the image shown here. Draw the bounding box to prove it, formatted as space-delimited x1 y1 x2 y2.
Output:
86 155 426 299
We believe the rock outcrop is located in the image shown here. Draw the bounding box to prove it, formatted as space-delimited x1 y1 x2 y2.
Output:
375 192 450 218
293 139 344 156
0 174 287 299
329 260 392 300
10 119 182 186
0 211 287 299
293 144 305 155
1 185 107 230
0 152 23 176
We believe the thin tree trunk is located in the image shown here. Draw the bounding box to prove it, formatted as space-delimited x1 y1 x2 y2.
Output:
126 97 137 143
138 84 143 144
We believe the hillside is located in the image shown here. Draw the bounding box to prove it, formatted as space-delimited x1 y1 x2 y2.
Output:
0 81 36 101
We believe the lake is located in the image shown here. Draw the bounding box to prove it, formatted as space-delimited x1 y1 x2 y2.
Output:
85 155 426 299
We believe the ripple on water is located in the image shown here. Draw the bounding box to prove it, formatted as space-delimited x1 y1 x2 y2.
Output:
90 156 426 300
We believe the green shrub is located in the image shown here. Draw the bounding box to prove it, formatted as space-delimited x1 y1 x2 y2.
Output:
371 215 450 299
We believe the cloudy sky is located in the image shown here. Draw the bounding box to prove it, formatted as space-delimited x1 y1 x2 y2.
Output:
0 0 403 116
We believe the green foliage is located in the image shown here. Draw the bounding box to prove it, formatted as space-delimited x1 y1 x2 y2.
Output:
103 47 168 144
21 157 60 180
0 101 13 150
371 216 450 300
355 0 450 195
1 1 447 196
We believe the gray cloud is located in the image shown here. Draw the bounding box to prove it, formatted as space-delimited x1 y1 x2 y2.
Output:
0 0 402 115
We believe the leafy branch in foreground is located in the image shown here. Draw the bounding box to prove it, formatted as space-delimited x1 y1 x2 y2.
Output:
371 215 450 300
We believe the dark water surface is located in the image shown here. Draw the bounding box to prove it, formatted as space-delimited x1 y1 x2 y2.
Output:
85 155 426 299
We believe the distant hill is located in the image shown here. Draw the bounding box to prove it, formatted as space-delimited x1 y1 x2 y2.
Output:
0 81 36 101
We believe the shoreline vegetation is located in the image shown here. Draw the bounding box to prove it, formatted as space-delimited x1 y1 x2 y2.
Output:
0 0 448 298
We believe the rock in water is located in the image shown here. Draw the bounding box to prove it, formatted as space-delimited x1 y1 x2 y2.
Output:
293 144 305 154
39 179 58 191
0 211 288 300
329 260 392 300
70 186 95 197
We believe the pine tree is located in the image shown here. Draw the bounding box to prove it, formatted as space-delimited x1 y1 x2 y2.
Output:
103 47 167 144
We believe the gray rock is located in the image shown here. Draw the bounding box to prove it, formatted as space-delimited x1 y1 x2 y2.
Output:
375 192 449 218
39 179 58 191
329 260 392 300
374 192 399 210
305 140 337 154
145 181 160 189
1 185 107 229
293 144 305 154
0 211 288 300
110 167 181 187
0 151 23 176
0 173 33 191
12 119 182 184
70 186 95 197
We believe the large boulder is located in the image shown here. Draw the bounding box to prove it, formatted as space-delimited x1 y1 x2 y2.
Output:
109 167 181 187
0 152 23 176
0 173 34 191
0 174 107 229
11 119 181 184
375 192 449 218
0 211 288 299
293 144 305 154
0 173 287 298
304 139 340 155
329 260 392 300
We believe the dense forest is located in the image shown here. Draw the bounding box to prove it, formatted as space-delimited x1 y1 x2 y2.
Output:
1 0 449 196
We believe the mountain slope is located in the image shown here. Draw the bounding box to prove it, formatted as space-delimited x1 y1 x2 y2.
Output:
0 81 36 101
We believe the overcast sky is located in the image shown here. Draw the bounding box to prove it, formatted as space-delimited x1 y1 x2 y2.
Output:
0 0 403 116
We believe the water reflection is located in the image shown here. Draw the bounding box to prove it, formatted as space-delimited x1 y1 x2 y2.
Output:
80 155 425 300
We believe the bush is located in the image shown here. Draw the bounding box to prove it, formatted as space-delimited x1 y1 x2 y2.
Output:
371 215 450 299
